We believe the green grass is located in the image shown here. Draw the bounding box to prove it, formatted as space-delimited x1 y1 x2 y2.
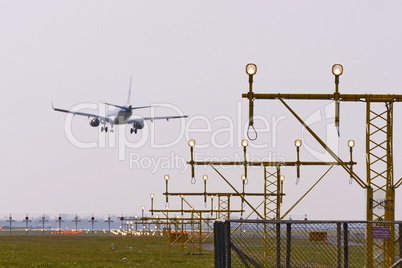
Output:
0 235 214 267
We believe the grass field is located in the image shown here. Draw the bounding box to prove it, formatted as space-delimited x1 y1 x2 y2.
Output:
0 235 214 267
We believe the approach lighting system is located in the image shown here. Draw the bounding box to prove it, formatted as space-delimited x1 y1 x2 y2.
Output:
332 64 343 76
164 175 170 204
294 140 302 147
242 139 249 147
332 64 343 134
348 140 355 148
280 175 285 203
246 64 257 131
188 139 196 178
150 194 155 215
203 175 208 203
188 139 196 147
348 140 355 179
246 63 257 76
295 140 302 178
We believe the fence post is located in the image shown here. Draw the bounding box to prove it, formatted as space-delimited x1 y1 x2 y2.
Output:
214 221 226 268
343 222 348 268
286 223 291 268
337 223 341 268
276 223 281 267
226 221 231 268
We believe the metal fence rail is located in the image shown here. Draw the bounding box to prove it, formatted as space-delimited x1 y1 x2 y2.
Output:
214 220 402 268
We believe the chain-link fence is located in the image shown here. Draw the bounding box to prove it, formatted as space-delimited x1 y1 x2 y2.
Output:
214 220 402 268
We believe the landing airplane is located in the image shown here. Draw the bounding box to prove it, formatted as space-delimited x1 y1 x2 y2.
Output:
53 77 188 134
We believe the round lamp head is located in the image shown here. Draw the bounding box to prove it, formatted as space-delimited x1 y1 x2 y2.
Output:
141 206 145 210
241 175 247 181
332 64 343 76
188 139 196 147
348 140 355 148
202 174 208 181
246 63 257 75
294 139 302 147
242 139 249 147
280 175 285 181
150 194 155 199
164 174 170 181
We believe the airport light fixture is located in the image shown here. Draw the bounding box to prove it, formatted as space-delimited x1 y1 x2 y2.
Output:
246 63 257 76
203 175 208 203
332 64 343 76
39 214 48 234
7 215 15 234
348 140 355 179
188 139 196 147
150 194 155 215
246 64 257 128
242 139 248 180
23 214 32 234
295 139 302 178
55 215 64 231
241 139 249 147
332 64 343 132
188 139 196 178
72 214 81 232
294 140 302 148
104 215 114 234
89 215 97 234
348 140 355 148
164 174 170 204
241 175 247 196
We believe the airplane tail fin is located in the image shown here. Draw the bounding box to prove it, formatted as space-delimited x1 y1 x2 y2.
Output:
127 76 132 105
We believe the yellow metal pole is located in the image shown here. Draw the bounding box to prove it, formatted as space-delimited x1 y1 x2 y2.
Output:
276 167 281 219
385 102 395 267
365 101 374 268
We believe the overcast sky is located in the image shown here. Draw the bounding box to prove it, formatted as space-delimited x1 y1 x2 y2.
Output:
1 1 402 220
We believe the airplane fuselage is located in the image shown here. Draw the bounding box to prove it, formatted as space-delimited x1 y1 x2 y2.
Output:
107 106 133 125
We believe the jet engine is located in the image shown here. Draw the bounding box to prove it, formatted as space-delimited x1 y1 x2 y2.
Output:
134 120 144 129
90 118 100 127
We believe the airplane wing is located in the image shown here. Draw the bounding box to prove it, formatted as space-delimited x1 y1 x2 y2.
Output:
52 106 111 123
127 115 188 123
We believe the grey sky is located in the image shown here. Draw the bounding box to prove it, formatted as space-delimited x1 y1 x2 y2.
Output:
1 1 401 220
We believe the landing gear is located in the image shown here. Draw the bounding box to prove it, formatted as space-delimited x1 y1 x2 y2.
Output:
130 128 138 134
101 126 109 132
